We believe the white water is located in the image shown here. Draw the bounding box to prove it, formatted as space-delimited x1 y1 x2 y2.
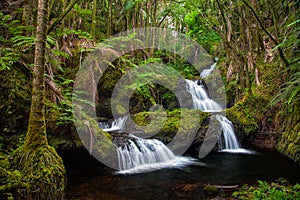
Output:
218 148 257 154
214 115 239 149
186 63 252 152
200 62 216 78
100 116 128 132
116 135 200 174
186 79 223 112
100 118 198 173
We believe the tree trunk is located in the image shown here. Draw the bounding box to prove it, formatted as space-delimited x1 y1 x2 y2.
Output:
91 0 97 38
13 0 66 198
25 0 48 149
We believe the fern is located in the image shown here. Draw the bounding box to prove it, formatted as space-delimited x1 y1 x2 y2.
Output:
11 35 35 48
0 48 19 70
0 13 27 70
271 19 300 108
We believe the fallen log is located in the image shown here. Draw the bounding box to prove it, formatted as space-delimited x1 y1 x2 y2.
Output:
212 185 239 189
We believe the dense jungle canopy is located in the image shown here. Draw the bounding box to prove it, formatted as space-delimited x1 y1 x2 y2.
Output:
0 0 299 199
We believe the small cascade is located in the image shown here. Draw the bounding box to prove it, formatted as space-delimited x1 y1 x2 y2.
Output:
200 62 216 78
100 116 128 132
117 136 175 170
186 79 222 112
116 135 199 174
215 115 239 149
100 118 198 173
186 62 242 151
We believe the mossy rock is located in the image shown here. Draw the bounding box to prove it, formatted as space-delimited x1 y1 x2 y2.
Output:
276 103 300 164
132 109 209 145
203 184 219 195
277 126 300 165
226 95 267 136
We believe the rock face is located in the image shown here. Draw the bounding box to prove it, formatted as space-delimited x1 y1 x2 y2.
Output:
277 127 300 165
225 95 300 165
225 96 260 138
277 107 300 165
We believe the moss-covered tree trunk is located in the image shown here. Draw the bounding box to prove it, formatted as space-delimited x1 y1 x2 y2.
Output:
13 0 66 199
26 0 48 149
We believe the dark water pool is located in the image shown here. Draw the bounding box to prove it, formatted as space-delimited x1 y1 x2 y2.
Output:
66 149 300 200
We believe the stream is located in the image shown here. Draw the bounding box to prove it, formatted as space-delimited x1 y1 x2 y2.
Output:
66 148 300 200
66 62 300 199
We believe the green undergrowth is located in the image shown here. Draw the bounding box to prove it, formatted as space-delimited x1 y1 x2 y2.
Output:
233 179 300 200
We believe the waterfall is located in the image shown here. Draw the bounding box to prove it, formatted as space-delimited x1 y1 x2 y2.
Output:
214 115 239 149
116 135 199 174
100 118 198 173
185 64 240 150
117 138 175 170
200 62 216 78
99 62 252 174
186 79 222 112
99 116 128 132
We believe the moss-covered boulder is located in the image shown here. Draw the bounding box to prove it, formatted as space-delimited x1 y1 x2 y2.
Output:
226 95 263 137
132 109 209 153
226 94 272 146
203 184 219 195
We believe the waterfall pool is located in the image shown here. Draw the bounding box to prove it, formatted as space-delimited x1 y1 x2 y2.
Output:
66 148 300 200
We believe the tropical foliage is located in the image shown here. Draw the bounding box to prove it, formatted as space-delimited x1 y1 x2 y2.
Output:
0 0 299 199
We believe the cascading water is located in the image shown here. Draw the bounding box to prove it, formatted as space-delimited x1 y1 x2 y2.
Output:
100 62 252 173
186 62 243 151
214 115 239 149
99 116 128 132
185 79 222 112
200 62 216 78
117 137 176 170
100 118 198 173
116 135 199 174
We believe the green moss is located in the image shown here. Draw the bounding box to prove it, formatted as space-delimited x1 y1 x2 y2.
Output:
277 104 300 164
226 94 269 136
133 109 209 143
12 145 66 199
203 184 218 195
277 128 300 164
0 156 29 200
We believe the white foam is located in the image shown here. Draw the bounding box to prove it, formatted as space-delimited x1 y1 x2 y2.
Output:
218 148 257 154
116 156 203 174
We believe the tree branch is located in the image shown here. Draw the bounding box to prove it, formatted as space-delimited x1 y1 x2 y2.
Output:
47 0 78 34
45 78 65 101
241 0 289 67
158 9 171 27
